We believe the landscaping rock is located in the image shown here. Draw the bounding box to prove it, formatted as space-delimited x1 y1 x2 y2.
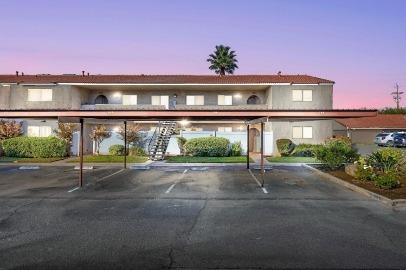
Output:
345 163 357 177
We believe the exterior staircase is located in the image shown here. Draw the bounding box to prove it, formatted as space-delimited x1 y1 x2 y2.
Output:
148 121 177 160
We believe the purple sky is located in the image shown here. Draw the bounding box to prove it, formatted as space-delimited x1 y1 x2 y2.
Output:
1 0 405 109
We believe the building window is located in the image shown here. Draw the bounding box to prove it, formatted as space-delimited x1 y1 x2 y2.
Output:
122 95 137 105
186 95 204 105
27 89 53 101
292 126 313 139
151 95 169 109
218 95 233 105
27 126 52 137
292 90 312 102
218 127 232 132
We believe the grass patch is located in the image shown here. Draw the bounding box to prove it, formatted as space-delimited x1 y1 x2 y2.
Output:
0 157 64 163
166 156 253 163
68 155 149 163
266 156 321 163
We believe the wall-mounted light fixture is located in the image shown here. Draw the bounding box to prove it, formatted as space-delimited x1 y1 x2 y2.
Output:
179 119 189 126
234 93 242 99
113 92 122 98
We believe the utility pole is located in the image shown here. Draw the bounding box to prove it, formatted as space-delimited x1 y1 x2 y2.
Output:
391 83 404 109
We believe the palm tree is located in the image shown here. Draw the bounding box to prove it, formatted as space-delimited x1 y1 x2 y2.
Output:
207 45 238 76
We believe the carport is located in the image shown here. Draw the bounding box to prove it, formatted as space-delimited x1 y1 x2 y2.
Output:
0 109 377 188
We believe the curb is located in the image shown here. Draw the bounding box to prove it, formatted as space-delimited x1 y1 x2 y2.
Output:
303 164 406 211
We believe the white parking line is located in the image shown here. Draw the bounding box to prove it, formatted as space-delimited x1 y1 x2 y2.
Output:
165 183 177 194
248 169 269 194
165 169 188 194
68 187 80 193
96 169 125 182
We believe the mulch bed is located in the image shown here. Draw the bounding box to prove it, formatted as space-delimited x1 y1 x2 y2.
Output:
314 165 406 200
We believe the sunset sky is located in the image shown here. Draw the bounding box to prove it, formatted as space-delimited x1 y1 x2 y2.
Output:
1 0 405 109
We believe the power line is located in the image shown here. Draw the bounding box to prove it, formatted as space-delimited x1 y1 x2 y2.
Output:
390 83 404 109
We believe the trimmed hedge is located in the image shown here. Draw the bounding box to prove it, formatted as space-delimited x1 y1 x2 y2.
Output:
184 137 230 157
276 139 295 156
109 144 126 156
129 146 146 156
2 137 67 158
291 144 321 157
230 141 242 156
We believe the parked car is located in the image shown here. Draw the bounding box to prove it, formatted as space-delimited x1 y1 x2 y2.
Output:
393 133 406 148
375 132 394 146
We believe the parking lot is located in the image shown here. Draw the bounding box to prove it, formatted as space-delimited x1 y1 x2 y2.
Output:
1 165 406 269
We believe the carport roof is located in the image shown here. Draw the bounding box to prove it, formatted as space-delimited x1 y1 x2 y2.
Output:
0 109 377 121
336 114 406 129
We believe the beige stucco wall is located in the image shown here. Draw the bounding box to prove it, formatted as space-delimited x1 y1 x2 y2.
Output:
270 120 333 153
270 84 333 109
0 85 11 109
7 85 79 110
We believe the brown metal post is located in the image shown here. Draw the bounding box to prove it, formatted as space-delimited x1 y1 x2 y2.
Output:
79 118 84 187
124 121 127 169
246 124 250 169
260 122 265 187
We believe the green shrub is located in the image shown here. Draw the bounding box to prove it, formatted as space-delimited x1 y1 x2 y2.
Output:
177 137 187 156
367 148 403 174
354 157 373 181
129 146 146 156
230 141 242 156
314 139 359 170
291 144 321 157
276 139 295 156
184 137 229 157
372 171 400 189
109 144 126 156
2 136 67 158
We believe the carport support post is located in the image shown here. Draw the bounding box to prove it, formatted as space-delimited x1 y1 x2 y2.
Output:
246 124 250 169
124 121 127 169
79 118 84 187
260 122 265 187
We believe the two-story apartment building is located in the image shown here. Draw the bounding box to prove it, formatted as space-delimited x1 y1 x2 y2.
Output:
0 74 374 156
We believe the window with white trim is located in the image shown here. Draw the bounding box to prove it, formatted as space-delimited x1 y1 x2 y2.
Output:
292 126 313 139
218 95 233 105
122 95 137 105
218 127 232 132
27 126 52 137
151 95 169 109
186 95 204 105
27 89 53 101
292 90 312 101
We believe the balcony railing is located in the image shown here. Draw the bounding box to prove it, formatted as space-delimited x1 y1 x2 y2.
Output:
80 104 269 110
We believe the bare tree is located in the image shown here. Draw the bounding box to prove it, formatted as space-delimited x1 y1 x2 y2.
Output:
0 120 23 141
89 125 111 155
54 123 77 155
118 123 142 147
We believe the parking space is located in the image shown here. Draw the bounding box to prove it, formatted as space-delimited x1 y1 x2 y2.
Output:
1 165 406 269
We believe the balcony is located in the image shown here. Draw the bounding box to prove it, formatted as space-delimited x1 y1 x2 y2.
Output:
81 104 270 111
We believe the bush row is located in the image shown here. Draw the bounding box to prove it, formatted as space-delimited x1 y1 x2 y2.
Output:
2 137 67 158
108 144 147 156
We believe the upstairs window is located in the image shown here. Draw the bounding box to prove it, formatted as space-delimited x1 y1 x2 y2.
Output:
186 95 204 105
151 95 169 109
292 126 313 139
27 89 53 101
292 90 312 102
122 95 137 105
27 126 52 137
218 95 233 105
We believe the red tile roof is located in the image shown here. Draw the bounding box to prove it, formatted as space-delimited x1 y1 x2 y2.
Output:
336 114 406 129
0 74 334 84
